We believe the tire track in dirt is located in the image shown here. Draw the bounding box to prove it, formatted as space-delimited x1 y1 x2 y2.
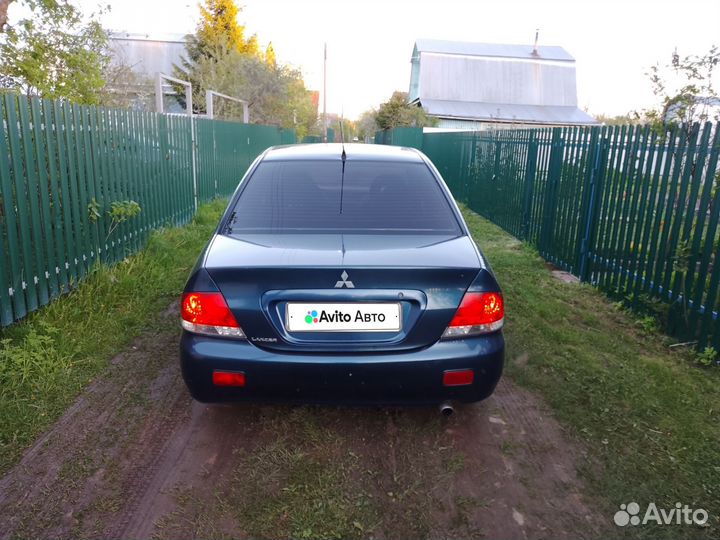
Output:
492 377 598 535
118 400 252 539
433 378 605 539
0 307 190 539
102 373 191 539
0 315 610 539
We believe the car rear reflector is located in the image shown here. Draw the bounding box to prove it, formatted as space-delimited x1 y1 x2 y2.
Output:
181 292 245 338
442 291 504 339
443 369 474 386
212 370 246 387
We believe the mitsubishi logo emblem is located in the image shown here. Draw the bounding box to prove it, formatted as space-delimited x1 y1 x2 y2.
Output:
334 270 355 288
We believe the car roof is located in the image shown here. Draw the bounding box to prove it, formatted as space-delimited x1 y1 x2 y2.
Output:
263 143 425 162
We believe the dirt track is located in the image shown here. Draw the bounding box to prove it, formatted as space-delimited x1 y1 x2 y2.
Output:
0 306 608 539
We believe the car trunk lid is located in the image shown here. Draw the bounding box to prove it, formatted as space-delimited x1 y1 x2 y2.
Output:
204 233 481 352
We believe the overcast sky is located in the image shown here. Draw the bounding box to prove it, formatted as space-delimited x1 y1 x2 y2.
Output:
15 0 720 119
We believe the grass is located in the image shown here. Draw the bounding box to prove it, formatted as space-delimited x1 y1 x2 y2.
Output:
461 205 720 538
0 199 227 475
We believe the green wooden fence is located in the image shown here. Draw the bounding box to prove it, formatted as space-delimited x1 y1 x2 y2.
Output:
382 124 720 350
0 93 296 326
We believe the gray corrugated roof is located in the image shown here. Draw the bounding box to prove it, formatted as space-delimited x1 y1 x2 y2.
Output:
414 39 575 62
418 99 598 125
108 31 187 43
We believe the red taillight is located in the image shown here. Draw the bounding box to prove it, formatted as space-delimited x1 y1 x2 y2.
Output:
450 292 504 326
182 292 237 326
442 292 504 339
181 292 245 338
443 369 475 386
213 370 246 387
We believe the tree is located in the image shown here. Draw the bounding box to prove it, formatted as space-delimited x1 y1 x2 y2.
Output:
174 1 317 136
174 1 233 111
190 42 317 137
173 0 262 113
375 91 437 130
197 0 244 53
0 0 108 104
356 109 378 141
265 41 276 68
98 60 154 110
594 113 641 126
641 45 720 128
326 114 356 141
275 67 318 138
244 33 259 57
195 0 260 57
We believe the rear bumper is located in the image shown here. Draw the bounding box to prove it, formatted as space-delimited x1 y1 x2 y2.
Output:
180 332 504 405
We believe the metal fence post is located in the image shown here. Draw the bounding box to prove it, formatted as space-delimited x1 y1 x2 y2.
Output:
578 128 608 282
465 133 477 206
186 85 198 214
539 128 563 256
492 133 502 183
521 132 538 240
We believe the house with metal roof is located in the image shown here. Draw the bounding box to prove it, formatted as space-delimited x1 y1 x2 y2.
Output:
408 38 597 130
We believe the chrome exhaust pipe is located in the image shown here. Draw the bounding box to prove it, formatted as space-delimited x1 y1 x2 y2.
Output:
439 402 454 417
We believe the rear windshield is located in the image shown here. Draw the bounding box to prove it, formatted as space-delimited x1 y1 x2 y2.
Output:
226 160 461 234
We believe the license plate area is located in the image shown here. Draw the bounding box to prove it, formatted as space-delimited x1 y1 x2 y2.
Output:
286 302 402 332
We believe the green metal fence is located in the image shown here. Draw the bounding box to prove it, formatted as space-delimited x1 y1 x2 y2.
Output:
385 124 720 349
0 93 296 326
374 127 424 148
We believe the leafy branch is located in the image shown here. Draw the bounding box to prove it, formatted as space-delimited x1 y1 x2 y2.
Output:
87 198 142 240
639 45 720 135
106 200 141 239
